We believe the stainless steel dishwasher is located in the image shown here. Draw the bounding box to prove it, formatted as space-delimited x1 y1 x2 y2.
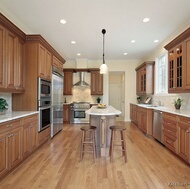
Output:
153 109 163 144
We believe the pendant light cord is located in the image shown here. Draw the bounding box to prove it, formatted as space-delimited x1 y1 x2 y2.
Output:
102 29 106 64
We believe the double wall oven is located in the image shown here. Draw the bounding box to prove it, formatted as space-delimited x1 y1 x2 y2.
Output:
70 102 90 124
38 77 51 132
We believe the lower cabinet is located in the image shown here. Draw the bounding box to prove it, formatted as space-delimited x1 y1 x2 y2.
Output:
22 114 38 159
38 127 50 146
130 104 138 124
63 104 70 123
0 119 22 178
0 113 39 179
163 112 190 164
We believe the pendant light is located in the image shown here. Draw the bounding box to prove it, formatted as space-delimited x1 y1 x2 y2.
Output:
100 29 108 74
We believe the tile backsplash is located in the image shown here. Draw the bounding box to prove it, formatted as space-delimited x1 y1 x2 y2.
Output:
0 93 12 112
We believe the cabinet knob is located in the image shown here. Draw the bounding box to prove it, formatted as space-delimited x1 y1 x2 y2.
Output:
187 130 190 133
8 134 13 138
7 124 12 127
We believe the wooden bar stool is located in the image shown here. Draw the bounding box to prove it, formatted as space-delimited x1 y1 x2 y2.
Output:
109 125 127 163
80 126 97 163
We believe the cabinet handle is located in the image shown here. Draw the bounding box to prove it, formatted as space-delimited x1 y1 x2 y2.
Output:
187 130 190 133
167 129 171 133
166 139 171 144
187 121 190 124
167 122 171 125
7 124 12 127
8 134 13 138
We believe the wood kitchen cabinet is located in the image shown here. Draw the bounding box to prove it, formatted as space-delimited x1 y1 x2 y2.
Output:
137 106 153 135
0 24 25 93
130 103 138 125
63 104 70 123
91 70 103 95
135 61 155 95
178 116 190 163
0 119 22 178
22 114 38 159
63 70 73 95
163 112 178 153
53 55 64 71
165 27 190 93
38 44 52 80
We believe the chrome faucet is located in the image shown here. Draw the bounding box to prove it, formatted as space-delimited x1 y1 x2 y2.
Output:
155 100 162 106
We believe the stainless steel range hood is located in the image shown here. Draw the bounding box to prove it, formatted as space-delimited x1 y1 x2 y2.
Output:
73 72 89 87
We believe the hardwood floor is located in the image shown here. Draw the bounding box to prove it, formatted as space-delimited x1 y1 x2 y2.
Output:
0 121 190 189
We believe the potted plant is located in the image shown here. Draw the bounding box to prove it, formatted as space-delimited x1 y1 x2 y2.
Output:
137 96 142 104
173 97 183 110
96 97 101 104
0 98 8 114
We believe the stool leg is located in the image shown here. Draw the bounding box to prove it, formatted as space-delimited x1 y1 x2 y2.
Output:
80 131 85 161
93 131 97 158
110 130 114 162
92 131 96 163
121 130 127 163
120 131 125 155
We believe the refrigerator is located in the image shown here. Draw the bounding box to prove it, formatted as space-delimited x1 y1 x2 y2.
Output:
51 69 64 137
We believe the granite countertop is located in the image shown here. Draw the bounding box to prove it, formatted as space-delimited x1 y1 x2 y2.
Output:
0 111 39 124
136 104 190 118
86 105 121 116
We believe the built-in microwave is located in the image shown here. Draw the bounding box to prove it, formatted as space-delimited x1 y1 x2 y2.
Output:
38 77 51 100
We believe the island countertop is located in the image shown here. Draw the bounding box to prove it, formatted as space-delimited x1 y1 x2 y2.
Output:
86 105 121 116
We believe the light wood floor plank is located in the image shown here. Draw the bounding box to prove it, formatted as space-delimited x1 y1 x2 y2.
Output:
0 121 189 189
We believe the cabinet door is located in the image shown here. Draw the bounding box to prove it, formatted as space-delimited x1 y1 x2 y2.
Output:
45 50 52 80
168 45 183 92
29 123 38 152
8 127 22 169
6 30 17 90
184 37 190 89
38 44 46 79
22 125 30 159
178 117 190 163
0 25 6 89
14 38 24 91
63 105 70 123
91 71 103 95
64 71 73 95
0 133 9 178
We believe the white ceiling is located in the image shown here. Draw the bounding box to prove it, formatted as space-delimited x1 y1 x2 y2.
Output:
1 0 190 62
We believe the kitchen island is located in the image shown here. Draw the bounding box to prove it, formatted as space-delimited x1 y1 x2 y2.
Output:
86 105 121 157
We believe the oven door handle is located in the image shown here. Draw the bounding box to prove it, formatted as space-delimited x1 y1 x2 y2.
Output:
39 106 52 110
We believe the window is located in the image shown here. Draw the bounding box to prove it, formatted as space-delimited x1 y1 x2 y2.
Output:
155 53 168 94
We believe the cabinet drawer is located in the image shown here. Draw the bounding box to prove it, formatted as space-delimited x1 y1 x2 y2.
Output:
0 119 21 134
22 114 38 125
163 120 177 131
178 116 190 125
138 107 147 113
163 135 177 153
163 113 177 122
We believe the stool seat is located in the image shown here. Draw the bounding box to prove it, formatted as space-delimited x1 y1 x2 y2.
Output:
110 125 126 131
109 125 127 163
80 126 97 163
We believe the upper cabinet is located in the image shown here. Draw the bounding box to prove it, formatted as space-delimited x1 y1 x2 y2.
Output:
91 70 103 95
135 61 155 95
165 27 190 93
0 14 25 93
38 44 52 80
53 55 64 71
63 69 73 95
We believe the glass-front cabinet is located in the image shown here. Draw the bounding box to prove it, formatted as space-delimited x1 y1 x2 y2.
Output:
168 44 183 92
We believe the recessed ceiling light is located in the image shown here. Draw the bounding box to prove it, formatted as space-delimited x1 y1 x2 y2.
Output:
131 40 135 43
77 53 81 56
154 39 159 43
124 53 128 55
60 19 66 24
71 41 76 44
143 18 150 22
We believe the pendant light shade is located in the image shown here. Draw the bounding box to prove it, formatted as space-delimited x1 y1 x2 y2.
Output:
100 29 108 74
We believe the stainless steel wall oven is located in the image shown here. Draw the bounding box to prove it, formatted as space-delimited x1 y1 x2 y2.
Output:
38 77 52 132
